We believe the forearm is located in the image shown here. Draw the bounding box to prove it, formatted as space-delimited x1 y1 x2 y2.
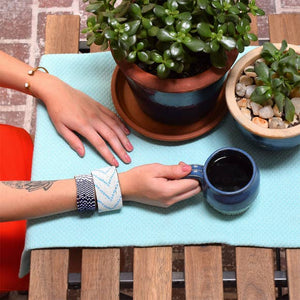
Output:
0 179 77 221
0 50 64 104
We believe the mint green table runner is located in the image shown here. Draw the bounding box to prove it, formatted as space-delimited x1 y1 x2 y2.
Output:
20 47 300 277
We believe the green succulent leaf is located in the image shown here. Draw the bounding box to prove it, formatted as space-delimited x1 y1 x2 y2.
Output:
141 3 155 13
197 23 212 38
254 62 270 82
178 12 192 21
129 3 142 17
148 26 159 36
170 42 183 57
157 63 170 79
250 86 271 104
220 36 236 50
177 21 192 33
127 51 137 62
137 51 149 62
210 39 220 52
151 52 163 63
210 48 227 68
285 98 295 122
184 38 207 52
197 0 208 9
125 20 141 35
104 29 116 40
274 92 285 112
228 6 240 14
236 38 245 52
157 29 175 42
86 3 103 13
153 5 166 17
165 15 175 26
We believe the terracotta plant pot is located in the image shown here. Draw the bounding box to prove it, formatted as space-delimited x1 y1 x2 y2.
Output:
115 50 238 125
225 44 300 150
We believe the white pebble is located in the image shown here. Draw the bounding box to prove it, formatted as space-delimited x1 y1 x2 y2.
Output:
250 101 263 116
258 105 274 119
239 75 253 86
236 82 246 97
241 107 252 120
269 117 285 129
291 97 300 115
273 104 282 117
245 85 256 98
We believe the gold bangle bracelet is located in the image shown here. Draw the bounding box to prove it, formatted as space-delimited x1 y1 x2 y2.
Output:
24 66 49 96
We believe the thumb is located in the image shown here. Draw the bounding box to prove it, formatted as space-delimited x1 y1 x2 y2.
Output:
158 163 192 180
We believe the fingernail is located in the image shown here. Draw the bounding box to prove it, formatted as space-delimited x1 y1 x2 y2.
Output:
126 142 134 151
181 164 191 172
124 153 131 163
77 147 84 157
112 158 119 167
123 126 130 135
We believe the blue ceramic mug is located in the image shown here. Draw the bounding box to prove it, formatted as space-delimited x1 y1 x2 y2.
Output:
186 147 260 215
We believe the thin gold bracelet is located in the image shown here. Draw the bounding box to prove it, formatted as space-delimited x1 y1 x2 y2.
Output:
24 66 49 96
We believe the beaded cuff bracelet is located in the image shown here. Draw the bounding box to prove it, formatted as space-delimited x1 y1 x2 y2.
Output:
74 175 97 213
91 167 122 213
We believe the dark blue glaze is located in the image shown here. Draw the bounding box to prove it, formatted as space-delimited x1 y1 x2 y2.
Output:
236 122 300 150
185 147 260 215
126 76 225 124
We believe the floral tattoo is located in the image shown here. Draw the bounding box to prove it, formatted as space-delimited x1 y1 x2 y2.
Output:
1 181 56 192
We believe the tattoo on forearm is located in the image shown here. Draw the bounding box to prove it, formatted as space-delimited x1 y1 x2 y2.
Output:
1 181 56 192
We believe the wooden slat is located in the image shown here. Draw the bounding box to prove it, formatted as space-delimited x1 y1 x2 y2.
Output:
29 249 69 300
268 18 300 299
45 15 80 54
185 246 223 300
81 249 120 299
269 14 300 44
133 247 172 299
250 15 259 46
236 247 275 299
286 249 300 300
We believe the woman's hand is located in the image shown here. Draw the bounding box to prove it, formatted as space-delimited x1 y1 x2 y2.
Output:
37 76 133 166
118 162 201 207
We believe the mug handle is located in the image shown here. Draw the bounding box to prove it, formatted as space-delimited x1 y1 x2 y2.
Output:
184 164 205 189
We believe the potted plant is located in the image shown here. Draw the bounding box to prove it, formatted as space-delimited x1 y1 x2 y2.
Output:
82 0 264 125
226 40 300 149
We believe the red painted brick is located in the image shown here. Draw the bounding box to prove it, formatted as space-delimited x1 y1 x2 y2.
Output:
39 0 73 8
0 2 32 39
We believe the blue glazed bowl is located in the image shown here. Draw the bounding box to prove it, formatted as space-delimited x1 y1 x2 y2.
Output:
225 45 300 150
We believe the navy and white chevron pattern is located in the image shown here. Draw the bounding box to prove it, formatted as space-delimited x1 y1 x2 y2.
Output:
91 167 122 213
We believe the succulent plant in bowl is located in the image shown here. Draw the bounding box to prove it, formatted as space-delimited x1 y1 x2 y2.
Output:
226 41 300 150
83 0 264 127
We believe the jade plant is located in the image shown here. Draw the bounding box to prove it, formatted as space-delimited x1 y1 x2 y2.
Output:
250 40 300 122
82 0 264 78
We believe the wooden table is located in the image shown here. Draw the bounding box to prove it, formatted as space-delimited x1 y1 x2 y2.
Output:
28 14 300 299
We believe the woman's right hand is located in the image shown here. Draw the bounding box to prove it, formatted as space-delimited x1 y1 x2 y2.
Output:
118 162 201 207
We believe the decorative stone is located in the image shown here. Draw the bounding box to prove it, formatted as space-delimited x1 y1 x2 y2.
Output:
252 117 268 128
245 85 256 98
273 104 282 117
291 97 300 115
235 83 246 97
237 98 248 108
256 58 265 64
250 101 263 116
290 88 300 98
239 75 253 86
244 66 256 77
258 105 274 119
269 117 285 129
291 114 299 125
241 107 251 120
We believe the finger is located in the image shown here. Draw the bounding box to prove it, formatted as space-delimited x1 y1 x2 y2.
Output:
96 111 133 152
58 125 85 157
168 185 202 205
92 122 132 164
99 105 131 135
164 178 200 196
156 164 192 179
